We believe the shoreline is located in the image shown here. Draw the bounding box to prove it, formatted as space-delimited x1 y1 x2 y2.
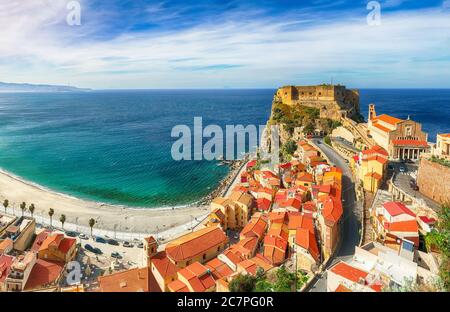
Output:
0 157 247 236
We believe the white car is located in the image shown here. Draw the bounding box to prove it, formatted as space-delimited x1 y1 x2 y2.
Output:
79 233 89 240
399 166 406 173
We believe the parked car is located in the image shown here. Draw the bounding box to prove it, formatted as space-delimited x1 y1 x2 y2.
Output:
410 179 419 191
95 236 107 244
79 233 89 240
137 242 144 248
111 252 122 259
107 239 119 246
85 244 102 255
66 231 78 237
123 241 133 248
399 166 406 173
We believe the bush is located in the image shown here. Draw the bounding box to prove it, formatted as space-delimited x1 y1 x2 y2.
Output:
229 274 257 292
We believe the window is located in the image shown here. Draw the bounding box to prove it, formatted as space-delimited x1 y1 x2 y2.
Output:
203 254 206 260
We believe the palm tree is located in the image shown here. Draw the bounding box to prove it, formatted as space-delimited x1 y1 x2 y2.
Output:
28 204 35 218
48 208 55 227
89 218 96 237
3 199 8 213
60 214 66 230
20 202 26 216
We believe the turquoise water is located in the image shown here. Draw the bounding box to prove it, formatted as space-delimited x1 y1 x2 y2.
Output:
0 89 448 208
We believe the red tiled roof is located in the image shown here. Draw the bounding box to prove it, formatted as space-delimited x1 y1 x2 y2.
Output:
263 235 288 265
287 213 314 233
177 262 216 292
383 202 416 217
302 201 317 213
240 216 268 240
168 279 189 292
322 196 343 224
392 140 429 147
205 258 234 279
151 251 178 278
256 198 272 211
384 220 419 233
296 228 319 262
166 226 228 262
24 259 64 291
373 114 402 126
31 230 50 252
0 255 13 283
98 267 161 292
335 284 352 292
330 262 368 283
419 216 436 224
364 156 388 165
279 198 302 210
372 122 391 133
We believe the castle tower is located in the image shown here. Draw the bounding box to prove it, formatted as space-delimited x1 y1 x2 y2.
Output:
368 104 376 121
143 236 158 267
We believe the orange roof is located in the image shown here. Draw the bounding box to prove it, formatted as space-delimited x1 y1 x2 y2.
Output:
296 228 319 262
439 133 450 138
177 262 216 292
166 226 228 262
168 279 189 292
384 220 419 233
372 122 391 133
144 236 156 244
38 233 76 256
30 230 50 252
335 284 352 292
383 202 415 217
268 211 288 223
205 258 234 279
263 235 288 265
240 216 268 240
24 259 64 291
237 255 273 276
392 139 429 147
322 196 343 224
373 114 402 126
0 255 13 283
236 236 259 255
297 172 314 182
330 262 368 283
279 198 302 210
151 251 178 278
256 198 272 211
98 267 160 292
287 213 314 233
364 156 388 165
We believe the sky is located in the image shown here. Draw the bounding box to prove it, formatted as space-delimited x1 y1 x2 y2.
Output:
1 0 450 89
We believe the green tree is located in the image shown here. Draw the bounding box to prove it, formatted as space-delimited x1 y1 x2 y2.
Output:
20 202 26 216
229 274 257 292
324 135 332 146
28 203 35 218
425 203 450 291
89 218 96 237
60 214 66 230
48 208 55 227
3 199 8 213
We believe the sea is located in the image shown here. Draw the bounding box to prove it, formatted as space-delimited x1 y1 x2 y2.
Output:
0 89 448 208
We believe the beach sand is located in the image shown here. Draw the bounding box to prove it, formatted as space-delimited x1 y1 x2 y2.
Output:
0 169 209 235
0 158 248 239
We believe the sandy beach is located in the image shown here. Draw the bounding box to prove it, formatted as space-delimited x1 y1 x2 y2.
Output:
0 159 247 239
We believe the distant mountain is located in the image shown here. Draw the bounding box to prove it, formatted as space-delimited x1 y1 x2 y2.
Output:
0 81 92 92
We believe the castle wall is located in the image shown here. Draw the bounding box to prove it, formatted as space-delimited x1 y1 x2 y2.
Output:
417 158 450 205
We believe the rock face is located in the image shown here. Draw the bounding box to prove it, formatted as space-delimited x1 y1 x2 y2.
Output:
417 158 450 205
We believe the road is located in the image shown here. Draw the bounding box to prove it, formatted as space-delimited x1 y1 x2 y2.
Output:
307 138 362 292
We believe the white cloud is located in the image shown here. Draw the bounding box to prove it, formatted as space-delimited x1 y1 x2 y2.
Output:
0 1 450 88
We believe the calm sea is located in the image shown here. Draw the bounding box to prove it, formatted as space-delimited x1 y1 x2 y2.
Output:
0 89 448 208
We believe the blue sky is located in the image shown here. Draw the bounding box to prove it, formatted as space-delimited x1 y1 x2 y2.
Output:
1 0 450 88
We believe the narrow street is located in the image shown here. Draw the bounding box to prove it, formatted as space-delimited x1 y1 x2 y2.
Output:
307 138 362 292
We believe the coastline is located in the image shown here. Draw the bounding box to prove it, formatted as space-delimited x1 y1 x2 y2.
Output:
0 158 247 236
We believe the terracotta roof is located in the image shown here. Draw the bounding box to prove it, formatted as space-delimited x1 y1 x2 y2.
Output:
322 196 343 224
38 233 76 256
237 255 273 276
268 211 288 223
230 191 254 207
383 202 416 217
372 122 391 133
267 222 289 241
240 216 267 240
287 213 314 233
302 201 317 213
177 262 216 292
205 258 234 279
279 198 302 210
168 279 189 292
373 114 402 126
263 235 288 265
419 216 436 224
24 259 64 291
31 230 50 252
0 255 13 283
330 262 368 283
392 140 429 147
151 251 178 278
0 238 13 254
335 284 352 292
144 236 156 244
364 156 388 165
384 220 419 233
256 198 272 211
438 133 450 138
98 267 160 292
295 228 319 262
166 226 228 262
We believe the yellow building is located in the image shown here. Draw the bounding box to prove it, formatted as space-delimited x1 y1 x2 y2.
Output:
38 233 77 263
210 191 254 230
434 133 450 159
355 146 388 193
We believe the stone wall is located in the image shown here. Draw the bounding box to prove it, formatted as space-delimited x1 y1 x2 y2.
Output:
417 158 450 205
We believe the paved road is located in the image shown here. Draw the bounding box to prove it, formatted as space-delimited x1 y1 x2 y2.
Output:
307 138 362 292
390 161 440 211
